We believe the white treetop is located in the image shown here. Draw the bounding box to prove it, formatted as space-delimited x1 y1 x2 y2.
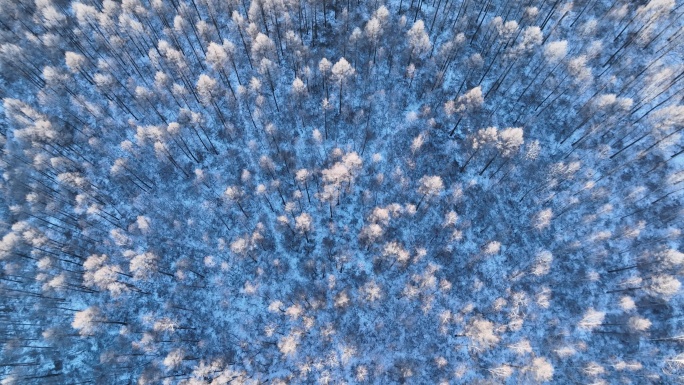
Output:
331 57 355 83
407 20 432 58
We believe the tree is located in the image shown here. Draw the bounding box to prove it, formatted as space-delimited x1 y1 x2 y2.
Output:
319 57 332 98
83 254 128 296
64 52 87 74
465 318 499 352
461 126 498 172
251 33 277 64
163 349 184 371
331 57 355 114
295 212 313 242
206 40 241 88
72 307 102 336
258 58 281 112
224 185 249 218
647 275 681 299
533 209 553 231
578 308 605 330
496 127 524 157
480 126 523 175
292 77 306 96
416 175 444 209
365 17 383 64
130 252 158 281
196 74 218 105
291 77 307 116
407 20 431 65
319 151 363 217
295 168 312 203
206 42 229 70
445 86 484 136
526 357 554 382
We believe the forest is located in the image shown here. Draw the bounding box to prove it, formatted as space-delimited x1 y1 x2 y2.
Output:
0 0 683 383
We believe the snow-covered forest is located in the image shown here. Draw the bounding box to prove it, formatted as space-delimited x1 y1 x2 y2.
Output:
0 0 683 383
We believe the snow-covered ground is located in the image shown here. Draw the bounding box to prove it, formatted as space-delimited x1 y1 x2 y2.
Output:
0 0 682 383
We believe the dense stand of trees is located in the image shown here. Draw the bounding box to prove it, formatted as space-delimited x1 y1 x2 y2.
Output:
0 0 682 383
